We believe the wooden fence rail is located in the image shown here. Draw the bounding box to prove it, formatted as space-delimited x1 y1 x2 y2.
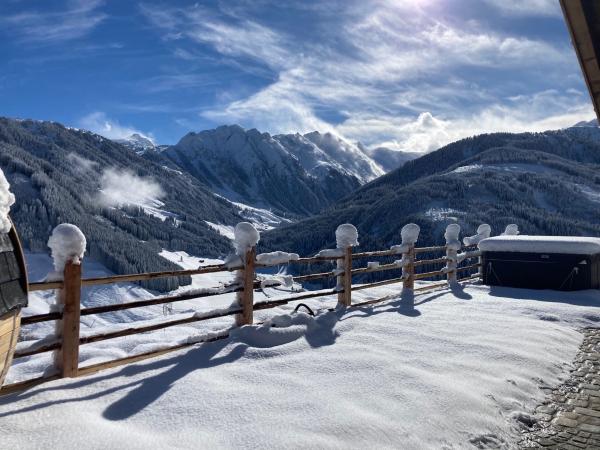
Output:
2 223 484 395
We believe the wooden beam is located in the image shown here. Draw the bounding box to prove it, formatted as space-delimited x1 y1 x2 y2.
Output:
236 247 256 326
58 261 82 378
403 246 416 290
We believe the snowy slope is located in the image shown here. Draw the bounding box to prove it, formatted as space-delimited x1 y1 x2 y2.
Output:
303 131 385 182
3 283 600 449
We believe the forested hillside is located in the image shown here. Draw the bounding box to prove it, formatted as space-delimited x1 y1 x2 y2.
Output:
0 118 243 291
261 126 600 256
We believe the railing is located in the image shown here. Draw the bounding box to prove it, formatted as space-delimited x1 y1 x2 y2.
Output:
1 223 484 395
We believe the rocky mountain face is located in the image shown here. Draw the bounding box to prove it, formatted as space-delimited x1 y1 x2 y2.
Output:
261 126 600 256
162 125 380 216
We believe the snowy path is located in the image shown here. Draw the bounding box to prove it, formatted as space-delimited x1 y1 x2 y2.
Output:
2 284 600 448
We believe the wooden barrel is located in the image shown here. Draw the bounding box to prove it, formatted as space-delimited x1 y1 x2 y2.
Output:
0 219 28 386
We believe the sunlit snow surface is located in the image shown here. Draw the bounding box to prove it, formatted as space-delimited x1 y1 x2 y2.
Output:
11 251 294 383
4 254 600 448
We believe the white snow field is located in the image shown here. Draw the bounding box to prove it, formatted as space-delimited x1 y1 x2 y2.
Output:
3 278 600 448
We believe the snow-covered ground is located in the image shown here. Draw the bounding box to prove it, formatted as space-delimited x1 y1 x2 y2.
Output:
3 277 600 448
11 250 297 384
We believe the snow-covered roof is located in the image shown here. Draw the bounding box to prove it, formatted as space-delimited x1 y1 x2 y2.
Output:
479 235 600 255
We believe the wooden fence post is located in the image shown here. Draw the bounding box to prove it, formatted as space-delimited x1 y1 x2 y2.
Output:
335 223 358 307
402 245 415 290
56 260 82 378
445 224 461 285
236 246 256 326
337 246 353 307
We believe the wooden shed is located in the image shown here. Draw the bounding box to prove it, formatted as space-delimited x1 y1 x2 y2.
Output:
0 221 28 386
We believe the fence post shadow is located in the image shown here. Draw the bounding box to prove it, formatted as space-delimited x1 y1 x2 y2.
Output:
103 339 247 421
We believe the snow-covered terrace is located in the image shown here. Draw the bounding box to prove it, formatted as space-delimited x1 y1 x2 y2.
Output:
2 283 600 448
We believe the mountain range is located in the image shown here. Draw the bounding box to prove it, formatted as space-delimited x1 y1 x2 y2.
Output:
261 125 600 257
4 115 600 291
119 125 394 216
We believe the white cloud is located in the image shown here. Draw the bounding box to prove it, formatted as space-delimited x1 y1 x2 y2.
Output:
337 91 594 153
143 0 584 153
1 0 107 43
79 112 155 142
98 168 165 209
66 153 98 173
482 0 562 17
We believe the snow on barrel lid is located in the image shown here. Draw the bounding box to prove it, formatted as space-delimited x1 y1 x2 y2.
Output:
478 235 600 255
0 168 15 234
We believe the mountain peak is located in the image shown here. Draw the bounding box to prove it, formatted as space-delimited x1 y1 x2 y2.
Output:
115 133 155 154
572 119 599 128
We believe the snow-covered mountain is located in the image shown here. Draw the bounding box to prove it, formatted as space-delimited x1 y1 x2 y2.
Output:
0 117 243 291
162 125 371 215
115 133 156 154
262 125 600 257
300 131 384 182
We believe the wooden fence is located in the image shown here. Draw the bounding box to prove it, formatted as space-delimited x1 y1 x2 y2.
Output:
0 224 483 396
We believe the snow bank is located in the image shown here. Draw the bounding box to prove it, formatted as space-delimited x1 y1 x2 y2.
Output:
233 222 259 256
0 168 15 233
4 285 600 449
463 223 491 246
502 224 520 236
256 251 299 266
479 235 600 255
335 223 358 249
47 224 87 274
390 223 420 254
444 223 461 251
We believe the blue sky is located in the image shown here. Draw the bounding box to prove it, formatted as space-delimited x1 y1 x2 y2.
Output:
0 0 593 151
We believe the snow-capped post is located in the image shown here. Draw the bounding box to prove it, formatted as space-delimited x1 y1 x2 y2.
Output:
233 222 259 326
463 224 491 247
395 223 420 291
502 224 519 236
444 224 461 285
335 224 358 307
48 224 86 378
463 224 490 280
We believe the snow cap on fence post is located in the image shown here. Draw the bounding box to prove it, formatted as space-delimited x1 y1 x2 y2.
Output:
47 224 87 275
444 223 461 250
463 223 491 246
445 223 461 284
0 168 15 234
502 224 519 236
401 223 420 246
335 223 358 249
233 222 260 256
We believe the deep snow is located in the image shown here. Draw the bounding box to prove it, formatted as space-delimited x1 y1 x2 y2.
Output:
3 280 600 449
